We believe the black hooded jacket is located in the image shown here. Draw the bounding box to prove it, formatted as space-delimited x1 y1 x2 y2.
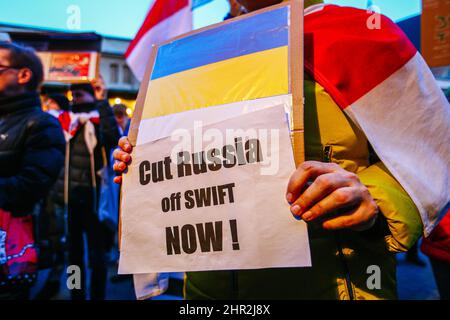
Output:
53 100 120 208
0 92 65 216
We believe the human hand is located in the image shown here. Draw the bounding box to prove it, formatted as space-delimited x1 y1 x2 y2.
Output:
286 161 378 231
113 136 133 184
91 75 107 101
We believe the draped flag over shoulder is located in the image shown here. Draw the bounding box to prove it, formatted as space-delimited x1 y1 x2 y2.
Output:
48 110 100 141
304 4 450 236
125 0 193 81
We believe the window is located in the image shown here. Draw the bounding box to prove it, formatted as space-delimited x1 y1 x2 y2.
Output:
123 65 133 84
110 63 119 83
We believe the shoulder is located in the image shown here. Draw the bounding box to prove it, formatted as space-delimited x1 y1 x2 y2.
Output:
27 109 63 131
24 109 65 147
304 5 416 108
304 5 415 58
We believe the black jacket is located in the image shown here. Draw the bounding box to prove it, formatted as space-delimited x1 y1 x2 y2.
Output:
0 92 65 216
64 100 120 207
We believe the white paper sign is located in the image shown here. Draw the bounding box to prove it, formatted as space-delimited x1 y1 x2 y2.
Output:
119 105 311 274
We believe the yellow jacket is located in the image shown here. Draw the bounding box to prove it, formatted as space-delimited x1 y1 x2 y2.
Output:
184 75 423 300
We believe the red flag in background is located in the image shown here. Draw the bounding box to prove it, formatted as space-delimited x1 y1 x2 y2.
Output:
125 0 193 81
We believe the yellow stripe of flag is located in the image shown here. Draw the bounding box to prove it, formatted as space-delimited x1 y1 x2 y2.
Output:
142 46 289 120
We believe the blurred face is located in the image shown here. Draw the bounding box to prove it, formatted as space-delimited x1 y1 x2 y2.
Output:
43 97 61 111
0 48 34 98
0 49 20 98
71 89 95 105
236 0 282 12
115 112 127 129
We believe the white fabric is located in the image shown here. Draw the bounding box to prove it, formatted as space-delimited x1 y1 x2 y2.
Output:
137 95 293 145
133 273 169 300
126 6 192 81
304 3 327 15
345 52 450 236
47 110 99 142
81 119 97 156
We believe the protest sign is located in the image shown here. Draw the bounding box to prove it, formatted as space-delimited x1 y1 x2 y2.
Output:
38 51 99 83
119 105 311 274
119 1 308 275
421 0 450 68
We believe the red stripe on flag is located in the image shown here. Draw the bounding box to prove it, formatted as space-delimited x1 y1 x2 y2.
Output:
125 0 190 58
90 117 100 125
304 5 417 109
58 111 71 133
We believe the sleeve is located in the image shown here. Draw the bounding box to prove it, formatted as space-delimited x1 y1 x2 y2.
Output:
0 115 65 215
97 100 121 155
357 161 423 253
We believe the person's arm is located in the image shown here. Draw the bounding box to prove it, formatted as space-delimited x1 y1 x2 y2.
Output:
92 76 121 153
357 161 423 252
285 159 422 251
0 114 65 215
97 100 121 154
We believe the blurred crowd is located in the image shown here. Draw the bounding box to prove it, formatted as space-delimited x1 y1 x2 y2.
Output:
0 41 130 300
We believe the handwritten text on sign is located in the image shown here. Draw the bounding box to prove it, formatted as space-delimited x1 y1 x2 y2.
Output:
119 105 311 274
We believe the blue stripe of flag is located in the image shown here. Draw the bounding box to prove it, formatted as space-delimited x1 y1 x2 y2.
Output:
151 6 289 80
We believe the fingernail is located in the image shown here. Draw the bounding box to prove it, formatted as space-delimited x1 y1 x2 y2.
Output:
125 144 130 150
122 154 128 161
302 211 312 221
291 205 301 216
286 193 293 203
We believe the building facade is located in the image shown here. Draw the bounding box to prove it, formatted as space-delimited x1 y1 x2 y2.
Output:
0 23 140 111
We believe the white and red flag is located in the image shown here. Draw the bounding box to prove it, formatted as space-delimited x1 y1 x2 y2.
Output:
125 0 193 81
48 110 100 142
305 4 450 235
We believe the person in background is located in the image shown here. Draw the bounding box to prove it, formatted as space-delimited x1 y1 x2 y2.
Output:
65 81 120 300
91 76 122 276
0 42 65 299
109 103 129 284
43 93 70 112
421 209 450 300
35 92 71 300
112 104 130 135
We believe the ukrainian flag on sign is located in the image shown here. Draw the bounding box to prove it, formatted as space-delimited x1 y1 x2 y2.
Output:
141 6 290 121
